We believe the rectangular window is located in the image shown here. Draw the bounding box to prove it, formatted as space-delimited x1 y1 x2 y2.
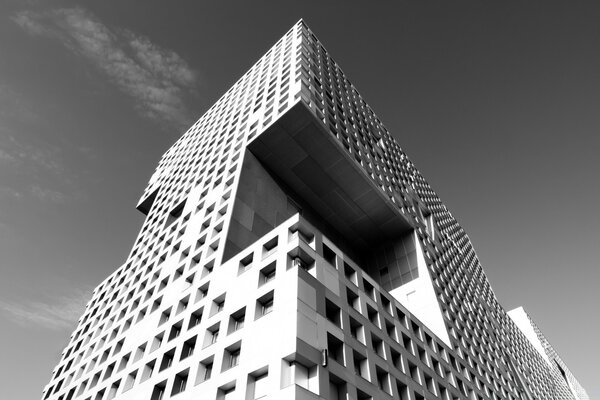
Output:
168 321 183 341
123 370 137 392
256 291 274 319
180 336 197 360
171 369 189 396
141 360 155 382
325 299 342 328
353 351 369 380
229 349 240 368
260 263 276 285
195 358 213 385
228 307 246 334
222 343 242 371
188 307 203 329
252 373 269 399
159 349 175 371
150 381 166 400
261 299 273 315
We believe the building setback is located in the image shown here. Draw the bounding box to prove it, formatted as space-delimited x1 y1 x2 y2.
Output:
42 20 589 400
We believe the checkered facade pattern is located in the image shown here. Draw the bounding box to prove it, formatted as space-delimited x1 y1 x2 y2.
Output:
42 20 589 400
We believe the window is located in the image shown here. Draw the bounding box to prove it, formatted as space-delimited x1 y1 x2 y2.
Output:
325 299 342 328
217 384 236 400
171 369 189 396
385 319 397 342
180 336 197 360
228 307 246 334
396 380 410 400
103 362 115 381
376 367 391 395
90 372 100 388
249 372 269 399
261 299 273 315
239 253 253 274
353 351 369 380
168 320 183 341
188 307 203 329
159 348 175 371
425 373 437 395
344 262 358 285
195 283 209 303
123 370 137 392
349 317 365 344
206 325 219 346
234 315 244 330
166 200 186 227
408 361 420 384
195 357 213 385
117 353 130 371
222 343 242 371
262 237 278 259
151 380 166 400
327 333 344 365
391 349 403 371
176 295 189 315
229 349 240 368
107 380 120 400
287 361 319 394
329 374 348 400
257 293 274 318
322 243 336 267
367 305 380 328
133 343 146 362
150 332 164 352
210 294 226 316
363 281 376 301
159 307 171 326
347 288 361 312
372 335 385 359
140 360 155 382
259 262 276 285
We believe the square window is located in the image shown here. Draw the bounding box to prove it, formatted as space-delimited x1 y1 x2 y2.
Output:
180 336 197 360
255 291 274 319
171 369 189 396
195 357 213 385
259 262 276 286
228 307 246 334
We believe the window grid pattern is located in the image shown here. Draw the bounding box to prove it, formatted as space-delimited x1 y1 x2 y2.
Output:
41 20 588 400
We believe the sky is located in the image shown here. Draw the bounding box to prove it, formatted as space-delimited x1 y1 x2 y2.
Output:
0 1 598 399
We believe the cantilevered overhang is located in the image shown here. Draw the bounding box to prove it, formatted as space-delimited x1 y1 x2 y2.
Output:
247 102 412 250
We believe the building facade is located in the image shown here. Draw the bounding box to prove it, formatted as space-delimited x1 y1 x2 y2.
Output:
41 20 589 400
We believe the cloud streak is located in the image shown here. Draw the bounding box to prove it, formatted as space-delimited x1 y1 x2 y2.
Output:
0 135 77 204
0 288 92 330
13 7 198 129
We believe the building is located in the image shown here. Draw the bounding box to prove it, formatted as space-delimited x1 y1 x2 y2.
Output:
507 308 589 400
41 20 589 400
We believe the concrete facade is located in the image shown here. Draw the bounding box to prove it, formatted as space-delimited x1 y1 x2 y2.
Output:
41 20 588 400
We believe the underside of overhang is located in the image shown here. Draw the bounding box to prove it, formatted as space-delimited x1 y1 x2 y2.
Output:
247 102 413 252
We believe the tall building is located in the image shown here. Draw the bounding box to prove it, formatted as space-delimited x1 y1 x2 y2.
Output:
41 20 588 400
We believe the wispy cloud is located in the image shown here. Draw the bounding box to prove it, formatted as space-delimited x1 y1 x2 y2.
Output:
30 185 68 203
2 134 64 176
0 134 77 204
13 7 198 129
0 288 92 330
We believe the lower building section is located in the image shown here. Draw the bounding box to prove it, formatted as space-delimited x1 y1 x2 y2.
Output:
118 213 504 400
41 211 587 400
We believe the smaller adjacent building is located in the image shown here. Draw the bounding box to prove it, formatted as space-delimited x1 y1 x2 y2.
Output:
508 307 589 400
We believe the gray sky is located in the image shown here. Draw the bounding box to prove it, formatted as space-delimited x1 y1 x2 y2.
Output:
0 1 598 399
